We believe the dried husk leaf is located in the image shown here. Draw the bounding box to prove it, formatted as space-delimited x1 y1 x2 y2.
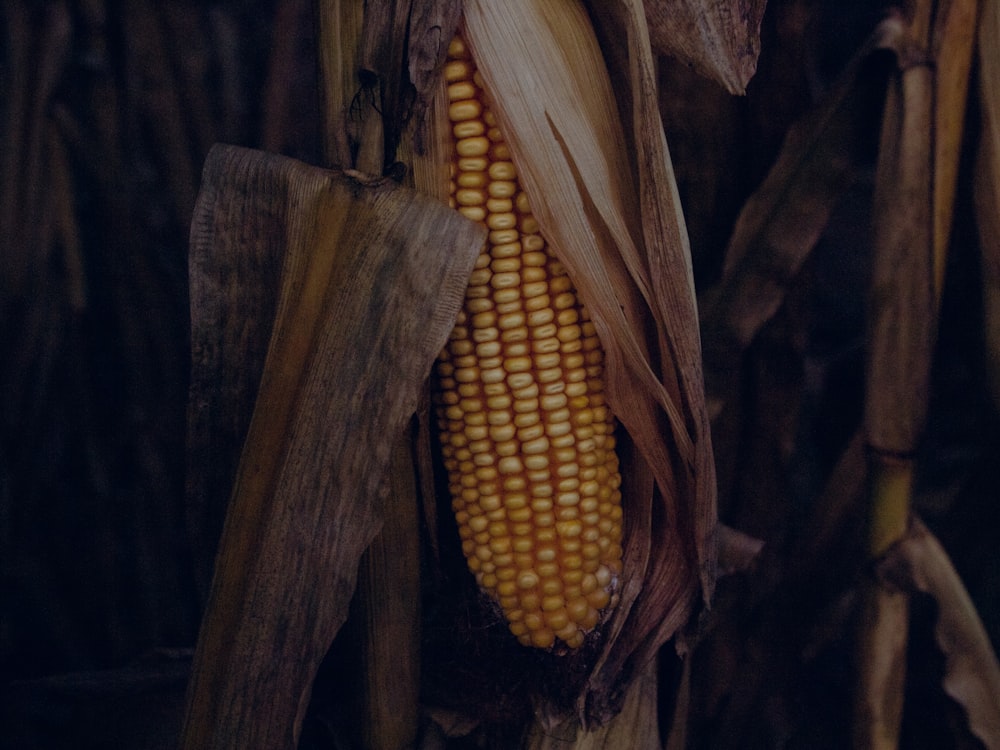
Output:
316 0 383 172
931 0 979 296
524 656 661 749
877 519 1000 749
699 18 898 418
976 0 1000 411
179 144 483 748
336 435 422 749
642 0 767 95
415 0 716 726
865 15 934 457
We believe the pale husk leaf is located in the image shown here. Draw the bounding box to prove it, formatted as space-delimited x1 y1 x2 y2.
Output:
461 0 715 722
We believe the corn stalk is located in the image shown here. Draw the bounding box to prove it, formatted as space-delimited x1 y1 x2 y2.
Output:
857 0 978 746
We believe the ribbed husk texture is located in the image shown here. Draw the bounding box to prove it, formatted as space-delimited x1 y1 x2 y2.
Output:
412 0 718 727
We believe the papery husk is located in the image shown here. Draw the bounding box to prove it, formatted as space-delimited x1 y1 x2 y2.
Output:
877 519 1000 749
414 0 717 728
642 0 767 95
180 144 483 748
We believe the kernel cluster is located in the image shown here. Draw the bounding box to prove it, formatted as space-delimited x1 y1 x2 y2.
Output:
433 36 624 650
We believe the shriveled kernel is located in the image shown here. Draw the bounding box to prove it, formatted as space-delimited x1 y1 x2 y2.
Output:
490 142 512 160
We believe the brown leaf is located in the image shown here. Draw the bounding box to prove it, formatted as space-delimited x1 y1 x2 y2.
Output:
642 0 767 94
316 0 383 171
930 0 979 295
865 16 935 455
524 656 661 749
179 144 483 748
880 520 1000 749
699 19 898 417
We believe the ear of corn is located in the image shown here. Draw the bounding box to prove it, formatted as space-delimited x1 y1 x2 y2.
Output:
432 34 624 651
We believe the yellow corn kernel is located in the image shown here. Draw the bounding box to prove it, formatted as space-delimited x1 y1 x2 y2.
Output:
432 33 623 651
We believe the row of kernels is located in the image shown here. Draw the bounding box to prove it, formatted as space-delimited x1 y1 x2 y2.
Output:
437 36 622 650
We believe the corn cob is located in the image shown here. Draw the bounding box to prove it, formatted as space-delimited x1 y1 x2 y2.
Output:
433 35 624 650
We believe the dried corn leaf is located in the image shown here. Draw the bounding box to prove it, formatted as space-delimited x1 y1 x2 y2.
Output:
976 0 1000 410
642 0 767 95
524 657 661 749
878 519 1000 749
931 0 979 295
316 0 383 171
179 144 483 748
336 436 422 749
699 19 898 417
458 0 715 724
865 15 934 457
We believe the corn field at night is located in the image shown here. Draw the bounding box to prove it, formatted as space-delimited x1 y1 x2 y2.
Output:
2 1 1000 748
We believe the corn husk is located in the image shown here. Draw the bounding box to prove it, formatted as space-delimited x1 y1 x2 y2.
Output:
410 0 717 729
180 144 483 748
642 0 767 94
